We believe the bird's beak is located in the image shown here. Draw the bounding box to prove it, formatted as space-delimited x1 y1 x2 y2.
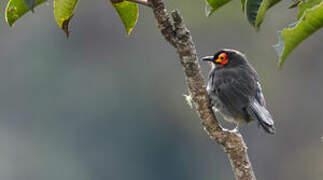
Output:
201 56 214 62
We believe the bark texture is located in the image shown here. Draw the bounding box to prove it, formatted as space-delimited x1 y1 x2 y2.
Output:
148 0 257 179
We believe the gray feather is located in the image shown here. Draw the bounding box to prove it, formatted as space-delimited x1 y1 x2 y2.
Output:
247 100 275 134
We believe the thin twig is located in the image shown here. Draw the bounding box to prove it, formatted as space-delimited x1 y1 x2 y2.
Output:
148 0 257 179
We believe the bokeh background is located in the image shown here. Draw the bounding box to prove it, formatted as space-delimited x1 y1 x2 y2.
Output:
0 0 323 179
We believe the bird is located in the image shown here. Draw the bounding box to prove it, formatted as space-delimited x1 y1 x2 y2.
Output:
201 49 275 134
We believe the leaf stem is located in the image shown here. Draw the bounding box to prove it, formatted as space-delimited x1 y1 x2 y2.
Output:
126 0 152 7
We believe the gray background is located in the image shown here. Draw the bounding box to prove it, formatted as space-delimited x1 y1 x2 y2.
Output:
0 0 322 179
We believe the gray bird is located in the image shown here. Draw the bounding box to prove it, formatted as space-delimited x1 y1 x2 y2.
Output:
202 49 275 134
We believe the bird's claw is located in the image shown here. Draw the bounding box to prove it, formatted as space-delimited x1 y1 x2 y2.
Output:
221 125 239 133
230 126 239 133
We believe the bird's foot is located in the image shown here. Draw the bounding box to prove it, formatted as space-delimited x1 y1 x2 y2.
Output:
219 127 239 133
230 125 239 133
221 125 239 133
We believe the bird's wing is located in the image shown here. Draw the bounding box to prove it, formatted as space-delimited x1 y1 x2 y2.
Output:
214 73 256 114
255 81 266 107
247 80 275 134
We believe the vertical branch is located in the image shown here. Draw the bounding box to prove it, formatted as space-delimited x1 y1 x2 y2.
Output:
148 0 256 179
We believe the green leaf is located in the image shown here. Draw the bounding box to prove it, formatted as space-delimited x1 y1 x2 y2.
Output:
24 0 36 11
288 0 301 9
268 0 282 8
205 0 232 16
274 1 323 67
110 1 139 35
246 0 281 30
297 0 322 19
241 0 246 12
54 0 79 37
5 0 47 27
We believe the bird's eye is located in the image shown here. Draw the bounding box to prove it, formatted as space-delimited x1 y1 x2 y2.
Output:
220 56 224 60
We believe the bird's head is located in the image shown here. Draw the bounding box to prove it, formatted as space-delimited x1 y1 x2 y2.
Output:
201 49 248 68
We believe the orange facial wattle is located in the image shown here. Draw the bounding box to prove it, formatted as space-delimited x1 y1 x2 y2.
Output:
221 58 229 65
216 53 229 65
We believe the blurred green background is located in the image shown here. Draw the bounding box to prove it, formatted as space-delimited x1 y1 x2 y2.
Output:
0 0 323 179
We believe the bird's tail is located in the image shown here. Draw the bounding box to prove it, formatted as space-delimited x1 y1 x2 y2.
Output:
247 101 275 134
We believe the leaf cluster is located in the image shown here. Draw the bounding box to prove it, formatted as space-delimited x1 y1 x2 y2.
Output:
4 0 323 66
5 0 138 37
205 0 323 66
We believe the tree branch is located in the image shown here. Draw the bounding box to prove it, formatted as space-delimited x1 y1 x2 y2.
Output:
148 0 256 179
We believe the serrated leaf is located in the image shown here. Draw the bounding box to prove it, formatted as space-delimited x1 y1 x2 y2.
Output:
110 1 138 35
54 0 79 37
24 0 36 11
274 1 323 67
246 0 281 30
205 0 232 16
5 0 47 27
297 0 322 19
